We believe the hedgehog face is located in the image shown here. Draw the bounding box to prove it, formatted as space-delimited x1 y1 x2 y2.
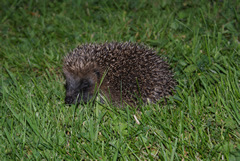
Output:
63 70 100 104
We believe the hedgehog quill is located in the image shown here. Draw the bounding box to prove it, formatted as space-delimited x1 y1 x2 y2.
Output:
63 42 176 107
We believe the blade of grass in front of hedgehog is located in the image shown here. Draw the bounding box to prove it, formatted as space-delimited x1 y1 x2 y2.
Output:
92 67 109 105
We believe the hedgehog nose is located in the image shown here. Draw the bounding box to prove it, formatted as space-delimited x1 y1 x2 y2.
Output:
65 96 74 104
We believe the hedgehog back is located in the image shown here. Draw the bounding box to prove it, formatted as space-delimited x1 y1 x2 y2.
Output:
92 42 176 105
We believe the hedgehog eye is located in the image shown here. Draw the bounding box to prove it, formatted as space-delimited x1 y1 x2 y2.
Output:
80 79 90 89
94 70 100 79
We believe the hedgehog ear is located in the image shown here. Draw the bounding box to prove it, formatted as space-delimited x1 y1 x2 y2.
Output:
94 69 100 79
63 69 73 79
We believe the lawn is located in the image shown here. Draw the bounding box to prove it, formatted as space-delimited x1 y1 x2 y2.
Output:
1 0 240 160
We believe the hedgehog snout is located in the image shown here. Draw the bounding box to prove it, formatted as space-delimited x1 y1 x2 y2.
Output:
65 96 74 104
64 92 92 104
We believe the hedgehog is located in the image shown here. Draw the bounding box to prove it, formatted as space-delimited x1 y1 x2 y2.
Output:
63 42 176 107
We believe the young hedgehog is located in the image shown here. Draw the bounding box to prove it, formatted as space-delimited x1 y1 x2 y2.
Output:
63 42 176 107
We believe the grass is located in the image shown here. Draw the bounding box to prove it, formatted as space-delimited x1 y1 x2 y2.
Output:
1 0 240 160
